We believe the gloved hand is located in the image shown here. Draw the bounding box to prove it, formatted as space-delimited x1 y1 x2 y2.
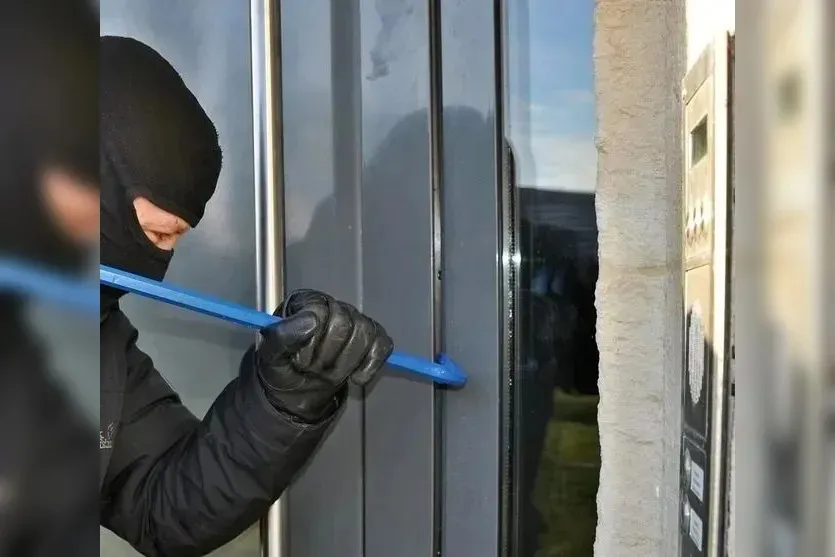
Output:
255 289 394 422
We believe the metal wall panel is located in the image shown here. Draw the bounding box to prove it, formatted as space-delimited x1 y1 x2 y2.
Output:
281 0 365 556
359 1 436 555
99 2 258 555
437 1 502 556
279 1 503 555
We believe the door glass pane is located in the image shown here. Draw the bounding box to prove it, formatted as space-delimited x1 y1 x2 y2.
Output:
504 1 600 556
99 1 259 555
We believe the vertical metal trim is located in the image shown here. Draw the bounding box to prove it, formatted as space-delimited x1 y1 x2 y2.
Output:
722 36 736 556
494 0 518 556
706 32 732 557
427 0 445 554
329 0 364 301
328 1 365 554
428 0 444 352
826 3 835 554
250 0 287 555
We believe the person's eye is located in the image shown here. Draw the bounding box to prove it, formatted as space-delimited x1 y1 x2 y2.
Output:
142 229 161 244
154 233 179 250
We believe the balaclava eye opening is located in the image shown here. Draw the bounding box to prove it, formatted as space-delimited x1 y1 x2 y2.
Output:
99 36 222 313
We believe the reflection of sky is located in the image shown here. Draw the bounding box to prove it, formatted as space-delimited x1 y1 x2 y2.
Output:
280 0 597 240
282 0 498 240
507 0 596 192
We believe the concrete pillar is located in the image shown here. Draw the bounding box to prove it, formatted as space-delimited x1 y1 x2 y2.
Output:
593 0 685 555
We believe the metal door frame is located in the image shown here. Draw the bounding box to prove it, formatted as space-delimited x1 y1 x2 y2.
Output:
250 0 286 555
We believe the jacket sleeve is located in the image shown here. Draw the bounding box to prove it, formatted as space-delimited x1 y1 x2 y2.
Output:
4 345 99 557
100 326 342 557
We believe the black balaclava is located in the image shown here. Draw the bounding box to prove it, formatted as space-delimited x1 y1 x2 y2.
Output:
99 36 222 312
0 1 98 335
0 2 98 268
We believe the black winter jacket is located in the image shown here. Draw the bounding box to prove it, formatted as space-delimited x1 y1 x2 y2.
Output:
0 313 98 557
99 306 341 556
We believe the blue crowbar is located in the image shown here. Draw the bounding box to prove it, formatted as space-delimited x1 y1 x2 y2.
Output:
100 265 467 387
0 258 98 314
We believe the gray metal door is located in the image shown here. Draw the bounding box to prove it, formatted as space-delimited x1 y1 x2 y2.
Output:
272 0 601 556
274 1 502 556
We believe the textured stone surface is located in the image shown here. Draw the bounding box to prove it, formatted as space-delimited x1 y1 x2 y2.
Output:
593 0 685 555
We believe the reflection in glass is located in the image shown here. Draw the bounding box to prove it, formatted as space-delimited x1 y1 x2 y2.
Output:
505 1 599 555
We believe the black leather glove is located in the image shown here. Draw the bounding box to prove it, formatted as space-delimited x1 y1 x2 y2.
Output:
255 289 394 423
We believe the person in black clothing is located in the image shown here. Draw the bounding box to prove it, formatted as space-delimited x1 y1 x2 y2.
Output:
0 2 99 556
99 36 394 556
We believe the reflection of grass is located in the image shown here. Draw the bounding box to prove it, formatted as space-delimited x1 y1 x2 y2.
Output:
534 390 600 557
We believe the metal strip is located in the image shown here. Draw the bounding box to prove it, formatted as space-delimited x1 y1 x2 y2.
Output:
706 32 732 557
250 0 287 555
495 1 518 555
427 0 445 554
327 3 364 551
827 4 835 554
